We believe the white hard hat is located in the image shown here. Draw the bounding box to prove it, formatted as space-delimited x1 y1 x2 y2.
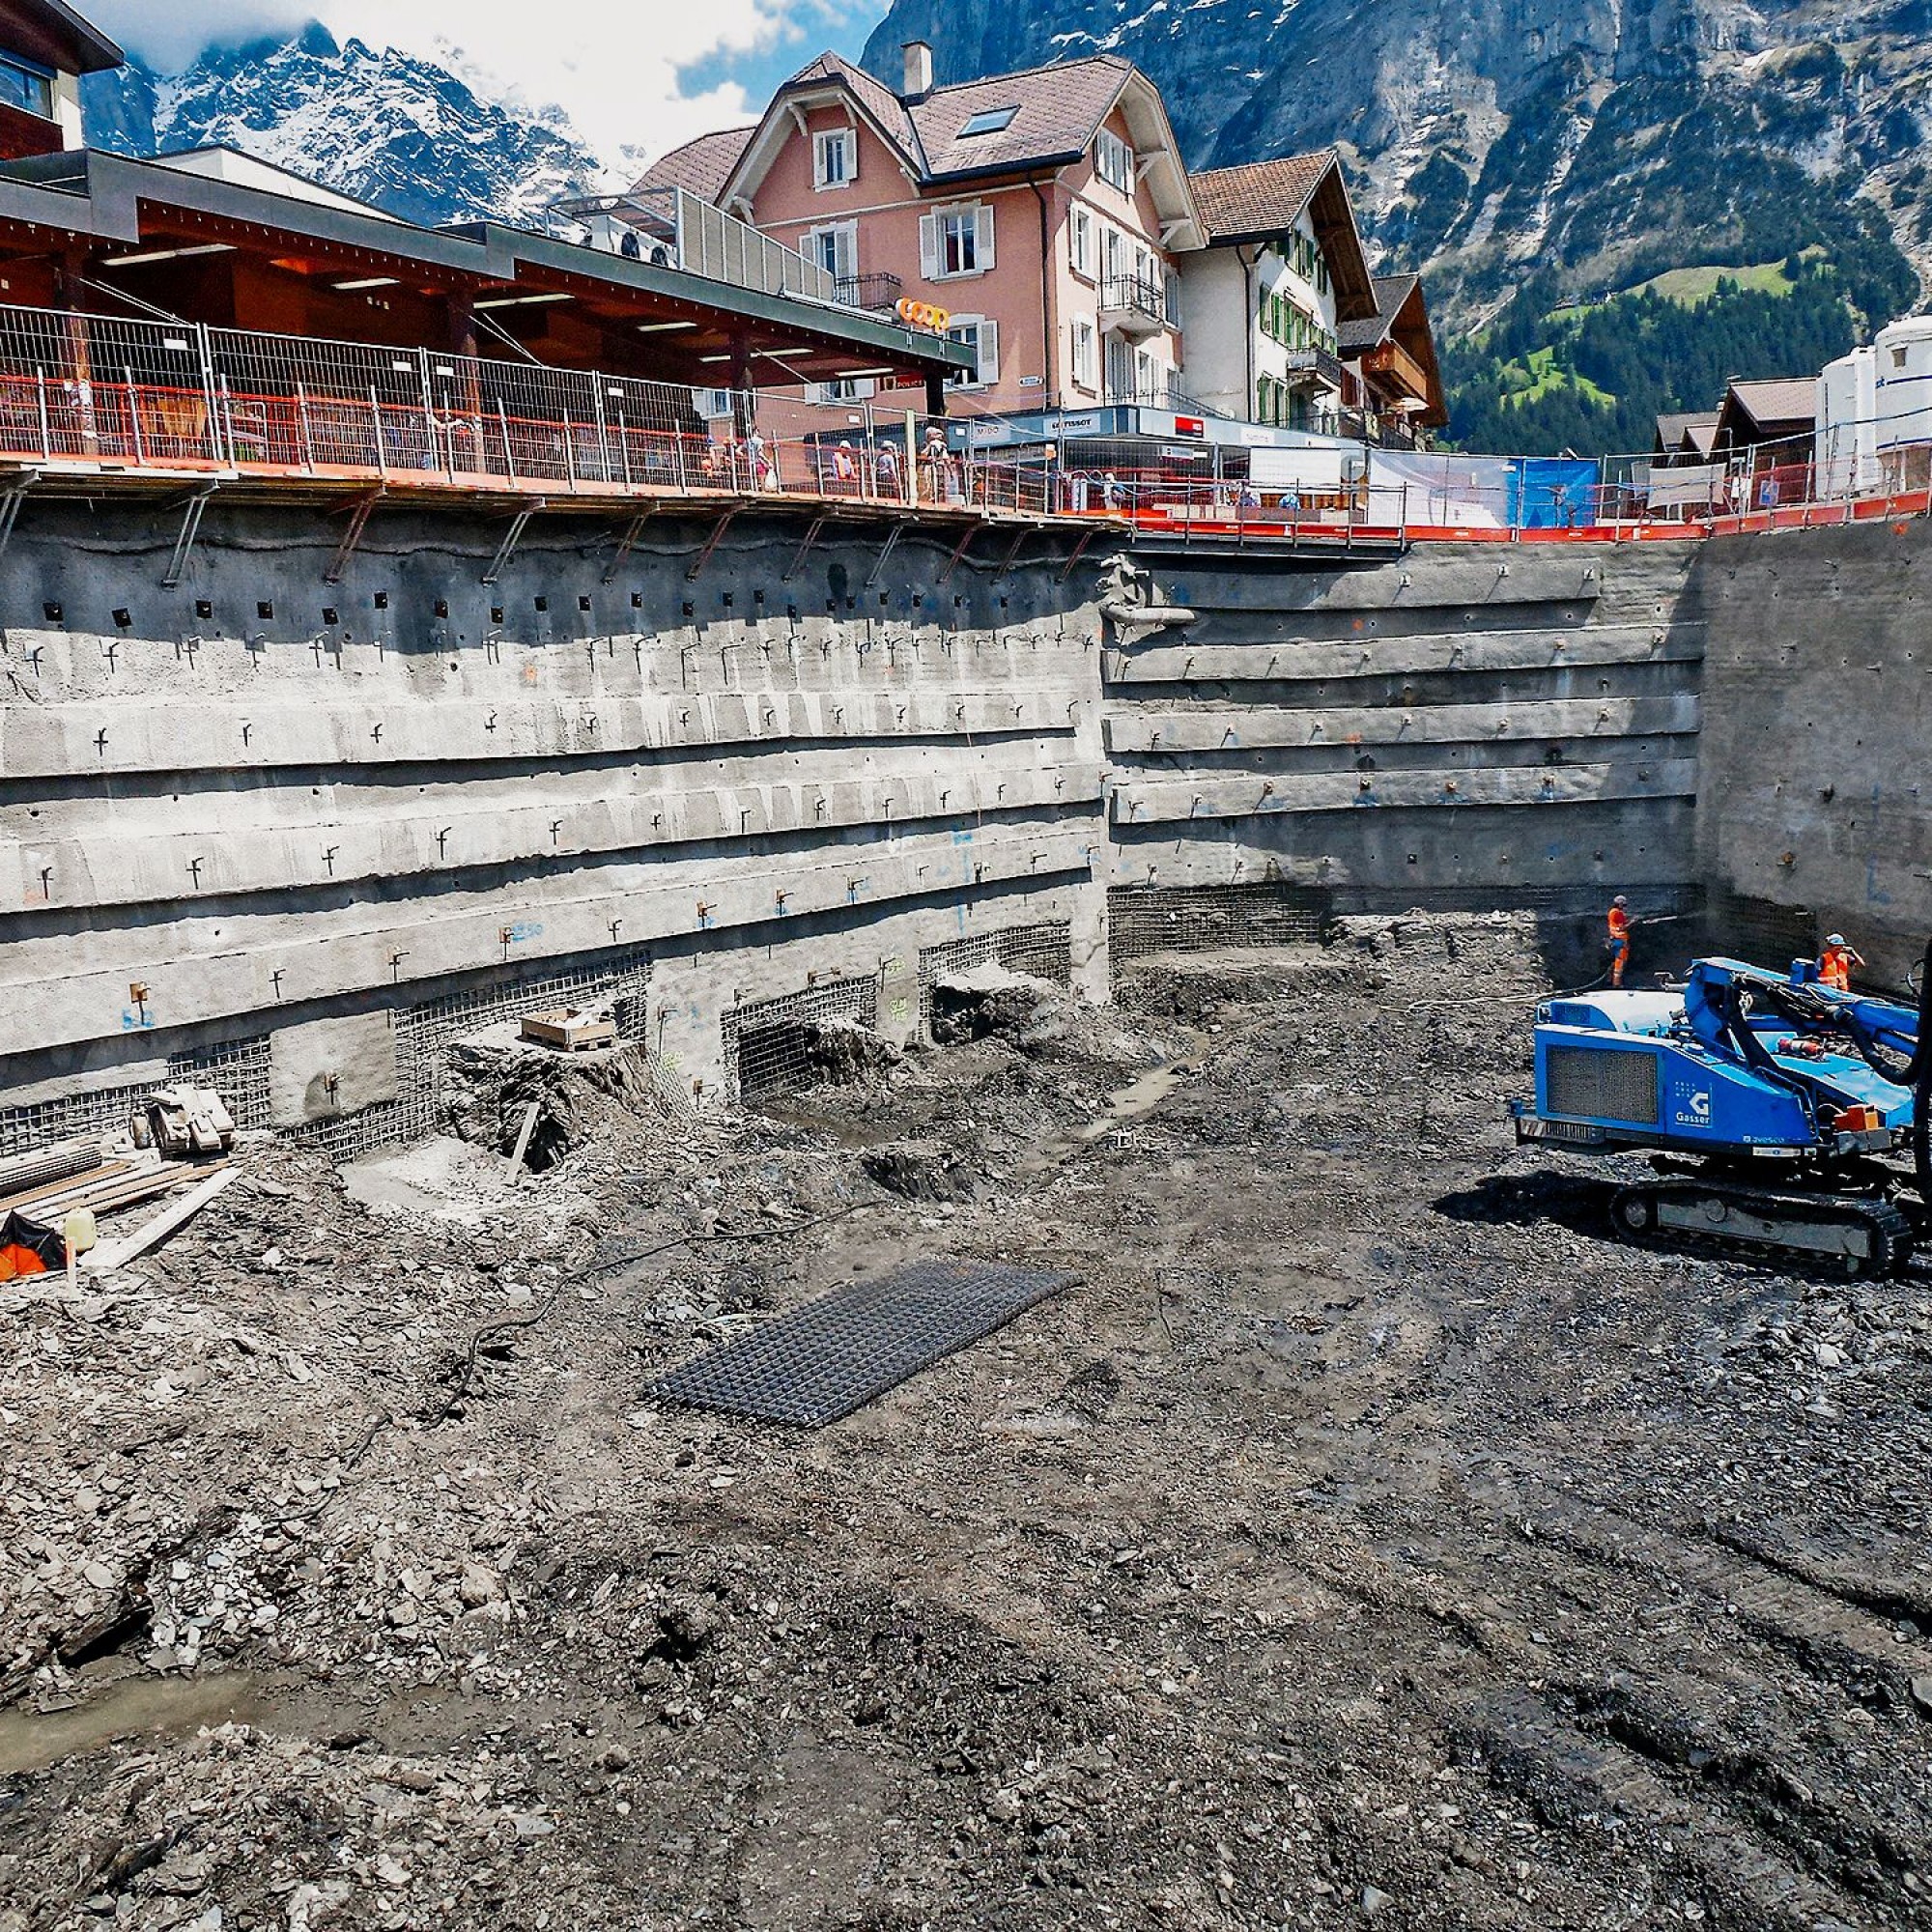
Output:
1826 933 1847 948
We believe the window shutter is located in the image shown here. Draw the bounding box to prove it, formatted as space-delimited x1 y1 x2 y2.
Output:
834 223 857 282
975 204 994 270
845 129 858 185
977 319 1000 385
920 213 940 280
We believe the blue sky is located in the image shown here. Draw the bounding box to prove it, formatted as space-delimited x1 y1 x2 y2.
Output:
83 2 893 170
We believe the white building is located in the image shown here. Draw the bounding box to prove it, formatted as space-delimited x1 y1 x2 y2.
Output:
1817 316 1932 495
1179 151 1378 431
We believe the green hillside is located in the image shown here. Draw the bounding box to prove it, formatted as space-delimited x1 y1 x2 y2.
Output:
1443 253 1902 457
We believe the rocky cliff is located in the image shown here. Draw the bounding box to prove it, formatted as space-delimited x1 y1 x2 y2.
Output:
862 0 1928 326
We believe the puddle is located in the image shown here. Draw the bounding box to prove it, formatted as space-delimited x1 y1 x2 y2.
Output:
0 1669 278 1776
0 1665 459 1776
754 1102 892 1151
1021 1031 1203 1173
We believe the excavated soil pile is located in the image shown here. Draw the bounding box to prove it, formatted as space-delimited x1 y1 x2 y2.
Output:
2 913 1928 1932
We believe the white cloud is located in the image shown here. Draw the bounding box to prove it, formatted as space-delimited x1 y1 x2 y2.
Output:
83 2 871 174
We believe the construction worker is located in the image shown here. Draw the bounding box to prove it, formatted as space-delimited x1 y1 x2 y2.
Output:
1607 895 1634 987
1818 932 1864 992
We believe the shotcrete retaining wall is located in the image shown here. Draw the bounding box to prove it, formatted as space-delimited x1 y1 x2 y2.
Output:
1103 541 1705 922
7 492 1928 1153
0 497 1107 1149
1690 512 1932 986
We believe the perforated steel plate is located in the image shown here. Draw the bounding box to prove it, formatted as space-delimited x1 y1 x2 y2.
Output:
649 1258 1076 1427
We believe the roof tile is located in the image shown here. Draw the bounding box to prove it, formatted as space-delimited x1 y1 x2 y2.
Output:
1189 152 1334 242
630 128 755 201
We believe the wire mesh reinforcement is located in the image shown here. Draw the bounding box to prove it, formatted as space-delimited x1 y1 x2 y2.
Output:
723 975 882 1105
917 921 1073 1024
2 952 653 1165
0 1036 273 1160
649 1256 1077 1426
290 951 653 1161
1108 884 1333 966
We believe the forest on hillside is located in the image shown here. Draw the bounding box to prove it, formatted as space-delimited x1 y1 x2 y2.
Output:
1442 253 1915 455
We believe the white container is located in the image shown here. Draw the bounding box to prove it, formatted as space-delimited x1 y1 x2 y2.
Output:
1815 345 1877 496
1873 315 1932 453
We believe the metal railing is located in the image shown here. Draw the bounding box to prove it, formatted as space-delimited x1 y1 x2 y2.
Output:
4 300 1929 547
1282 346 1345 388
1098 275 1172 328
0 301 1066 515
550 186 842 306
833 272 905 313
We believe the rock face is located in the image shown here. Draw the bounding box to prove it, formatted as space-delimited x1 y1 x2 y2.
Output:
81 23 599 230
861 0 1930 322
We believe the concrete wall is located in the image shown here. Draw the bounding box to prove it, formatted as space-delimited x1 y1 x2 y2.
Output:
1690 513 1932 986
0 496 1109 1138
1101 540 1705 911
13 492 1931 1152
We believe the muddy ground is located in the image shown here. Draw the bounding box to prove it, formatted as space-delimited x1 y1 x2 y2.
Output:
2 913 1928 1932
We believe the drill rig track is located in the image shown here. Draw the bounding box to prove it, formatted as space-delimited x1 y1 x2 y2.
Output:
1606 1179 1915 1278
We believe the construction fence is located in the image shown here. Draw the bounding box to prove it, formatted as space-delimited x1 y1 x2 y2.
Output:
0 302 1053 515
9 301 1931 544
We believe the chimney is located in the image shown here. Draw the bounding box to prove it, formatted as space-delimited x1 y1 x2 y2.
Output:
902 41 934 99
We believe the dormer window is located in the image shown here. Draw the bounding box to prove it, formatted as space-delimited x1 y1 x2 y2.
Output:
1094 128 1133 194
960 105 1018 138
0 54 54 120
812 128 855 189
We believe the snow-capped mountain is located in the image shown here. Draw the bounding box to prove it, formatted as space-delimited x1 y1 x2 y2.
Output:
81 21 601 229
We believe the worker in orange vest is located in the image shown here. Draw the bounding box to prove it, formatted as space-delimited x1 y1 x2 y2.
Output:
1818 932 1864 992
1606 895 1634 987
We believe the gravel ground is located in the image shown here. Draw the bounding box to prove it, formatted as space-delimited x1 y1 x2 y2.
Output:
2 912 1928 1932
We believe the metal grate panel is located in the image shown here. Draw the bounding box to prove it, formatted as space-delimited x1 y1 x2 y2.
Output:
917 921 1073 1025
722 975 881 1105
0 1035 272 1159
289 950 653 1159
1109 883 1332 966
650 1257 1076 1426
1546 1044 1660 1125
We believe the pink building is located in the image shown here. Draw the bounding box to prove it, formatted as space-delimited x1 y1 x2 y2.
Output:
634 42 1205 420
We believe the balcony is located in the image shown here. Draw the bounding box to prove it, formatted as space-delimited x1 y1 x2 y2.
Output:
1282 346 1344 390
550 185 844 308
1097 274 1171 340
832 271 905 314
1358 336 1431 405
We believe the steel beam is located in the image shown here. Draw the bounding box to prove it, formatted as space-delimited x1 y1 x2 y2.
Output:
482 497 547 584
781 512 830 583
0 469 38 571
324 487 384 584
685 505 740 582
161 483 220 589
602 505 656 584
1058 525 1099 582
863 517 908 589
938 520 980 586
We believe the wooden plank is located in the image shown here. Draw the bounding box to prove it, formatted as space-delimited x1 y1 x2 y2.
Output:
506 1101 541 1181
84 1167 236 1274
0 1159 134 1218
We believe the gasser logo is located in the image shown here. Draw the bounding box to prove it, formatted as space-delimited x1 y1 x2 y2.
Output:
1674 1089 1713 1130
